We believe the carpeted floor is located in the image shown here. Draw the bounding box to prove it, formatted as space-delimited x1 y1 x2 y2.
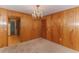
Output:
0 38 78 53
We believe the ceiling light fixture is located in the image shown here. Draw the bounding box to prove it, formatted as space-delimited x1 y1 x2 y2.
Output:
32 5 43 20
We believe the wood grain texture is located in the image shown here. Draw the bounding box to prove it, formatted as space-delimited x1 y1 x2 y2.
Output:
0 7 79 52
0 9 8 47
7 9 41 45
0 8 41 47
41 18 47 38
41 7 79 51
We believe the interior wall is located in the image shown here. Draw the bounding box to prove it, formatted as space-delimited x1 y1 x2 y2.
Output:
0 8 41 47
41 7 79 51
0 9 8 47
0 7 79 51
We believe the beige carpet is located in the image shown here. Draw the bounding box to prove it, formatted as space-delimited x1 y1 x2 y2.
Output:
0 38 78 53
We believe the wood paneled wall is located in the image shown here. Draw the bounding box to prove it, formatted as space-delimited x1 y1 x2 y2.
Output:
0 8 41 47
0 9 8 47
41 7 79 51
0 7 79 51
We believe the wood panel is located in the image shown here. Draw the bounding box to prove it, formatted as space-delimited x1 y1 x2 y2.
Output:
46 16 52 40
0 6 79 51
20 15 33 41
62 9 76 49
31 20 41 39
75 8 79 50
0 8 41 47
41 18 47 38
41 7 79 51
7 10 41 45
51 12 64 44
0 9 8 47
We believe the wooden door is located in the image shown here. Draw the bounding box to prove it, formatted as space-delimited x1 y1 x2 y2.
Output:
41 19 47 38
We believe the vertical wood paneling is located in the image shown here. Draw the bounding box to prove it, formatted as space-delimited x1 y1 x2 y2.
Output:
62 9 76 49
41 7 79 51
0 9 8 47
41 18 47 38
0 8 41 47
51 12 64 44
32 20 41 38
20 15 33 41
75 8 79 50
8 10 41 45
0 7 79 51
46 16 52 40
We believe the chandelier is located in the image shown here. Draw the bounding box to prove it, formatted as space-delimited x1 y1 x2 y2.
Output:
32 5 43 20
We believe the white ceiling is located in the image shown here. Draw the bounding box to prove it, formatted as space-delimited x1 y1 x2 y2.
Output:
0 5 78 16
